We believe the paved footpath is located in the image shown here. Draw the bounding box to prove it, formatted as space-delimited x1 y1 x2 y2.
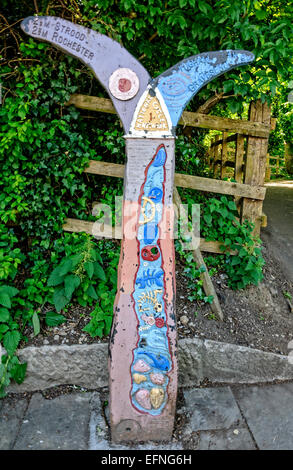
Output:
1 381 293 450
262 180 293 283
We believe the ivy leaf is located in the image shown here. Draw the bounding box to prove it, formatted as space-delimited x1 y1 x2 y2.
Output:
45 311 66 326
3 330 20 355
47 267 65 287
255 9 266 20
53 287 69 312
0 307 10 323
93 262 106 281
32 312 40 336
0 324 9 334
86 285 98 300
204 214 212 225
228 201 237 211
0 286 19 297
10 362 27 384
58 258 73 276
64 274 80 299
0 292 11 309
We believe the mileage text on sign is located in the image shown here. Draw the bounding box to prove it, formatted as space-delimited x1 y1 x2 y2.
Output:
29 18 95 61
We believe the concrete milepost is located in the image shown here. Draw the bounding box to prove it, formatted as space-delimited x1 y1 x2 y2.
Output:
21 15 254 443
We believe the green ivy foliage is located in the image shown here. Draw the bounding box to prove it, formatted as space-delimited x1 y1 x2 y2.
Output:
0 42 97 238
279 104 293 144
179 191 265 290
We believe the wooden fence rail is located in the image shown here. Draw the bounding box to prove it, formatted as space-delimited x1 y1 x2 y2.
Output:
63 94 272 251
66 94 271 138
63 217 235 255
84 160 266 200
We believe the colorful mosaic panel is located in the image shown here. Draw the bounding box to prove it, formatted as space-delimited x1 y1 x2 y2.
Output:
130 145 172 415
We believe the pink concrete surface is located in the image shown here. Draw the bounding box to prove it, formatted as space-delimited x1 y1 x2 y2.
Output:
109 140 177 443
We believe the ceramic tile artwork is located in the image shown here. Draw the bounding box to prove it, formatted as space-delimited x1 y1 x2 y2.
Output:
131 144 171 415
133 94 169 132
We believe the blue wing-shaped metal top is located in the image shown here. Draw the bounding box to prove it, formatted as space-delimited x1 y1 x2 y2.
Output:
151 50 254 128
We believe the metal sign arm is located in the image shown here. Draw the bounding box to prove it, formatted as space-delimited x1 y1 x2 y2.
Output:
151 50 255 129
21 16 150 133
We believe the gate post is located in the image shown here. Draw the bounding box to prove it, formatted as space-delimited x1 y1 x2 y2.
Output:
241 100 271 235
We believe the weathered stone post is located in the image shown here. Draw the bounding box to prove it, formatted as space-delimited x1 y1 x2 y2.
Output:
21 16 254 443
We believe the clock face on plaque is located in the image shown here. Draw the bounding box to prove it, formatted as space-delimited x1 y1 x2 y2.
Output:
109 68 140 101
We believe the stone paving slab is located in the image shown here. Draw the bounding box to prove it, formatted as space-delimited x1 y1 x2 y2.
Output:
232 383 293 450
183 387 243 431
196 428 256 450
13 392 94 450
1 382 293 450
0 398 28 450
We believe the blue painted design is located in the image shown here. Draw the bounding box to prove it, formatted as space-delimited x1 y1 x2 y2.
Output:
152 50 255 128
131 144 171 416
140 329 168 351
153 146 167 166
136 269 164 289
138 351 170 371
143 223 158 245
148 187 163 203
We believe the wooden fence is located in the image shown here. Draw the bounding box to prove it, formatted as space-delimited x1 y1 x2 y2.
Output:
265 154 285 181
63 94 274 252
207 102 275 233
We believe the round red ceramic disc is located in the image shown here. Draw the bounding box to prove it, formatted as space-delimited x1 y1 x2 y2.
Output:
109 68 139 101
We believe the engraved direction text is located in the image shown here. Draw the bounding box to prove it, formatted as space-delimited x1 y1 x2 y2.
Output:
28 17 94 62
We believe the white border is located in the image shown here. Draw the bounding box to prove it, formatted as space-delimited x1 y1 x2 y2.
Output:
109 67 140 101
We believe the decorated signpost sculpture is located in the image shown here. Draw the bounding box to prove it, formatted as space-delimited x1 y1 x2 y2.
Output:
21 16 254 443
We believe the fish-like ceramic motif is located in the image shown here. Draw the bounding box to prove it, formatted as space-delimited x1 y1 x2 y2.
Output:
133 373 147 384
135 389 152 410
133 359 151 373
150 372 165 385
138 351 169 371
150 387 165 409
